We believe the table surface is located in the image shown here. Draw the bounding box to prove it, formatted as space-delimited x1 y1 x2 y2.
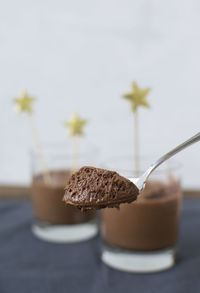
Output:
0 199 199 293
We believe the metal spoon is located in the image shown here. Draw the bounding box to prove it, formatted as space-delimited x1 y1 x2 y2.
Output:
63 132 200 210
131 132 200 192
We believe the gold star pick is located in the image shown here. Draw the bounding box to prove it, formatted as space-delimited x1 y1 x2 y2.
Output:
14 89 35 114
123 81 150 112
64 112 88 136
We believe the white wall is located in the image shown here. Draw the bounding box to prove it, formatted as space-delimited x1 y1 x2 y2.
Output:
0 0 200 188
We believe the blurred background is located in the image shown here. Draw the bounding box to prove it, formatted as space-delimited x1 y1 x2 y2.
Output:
0 0 199 188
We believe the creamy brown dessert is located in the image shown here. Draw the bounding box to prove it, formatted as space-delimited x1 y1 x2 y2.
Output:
31 170 95 225
101 180 181 251
63 166 139 210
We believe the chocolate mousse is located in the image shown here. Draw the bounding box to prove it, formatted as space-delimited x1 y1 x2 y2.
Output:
101 180 181 251
31 170 95 225
63 166 139 210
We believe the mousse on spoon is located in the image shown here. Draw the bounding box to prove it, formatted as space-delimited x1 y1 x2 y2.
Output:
63 166 139 210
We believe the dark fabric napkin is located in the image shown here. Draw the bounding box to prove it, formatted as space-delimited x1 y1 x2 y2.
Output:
0 198 199 293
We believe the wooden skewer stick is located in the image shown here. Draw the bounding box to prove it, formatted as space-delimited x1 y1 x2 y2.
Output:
14 90 51 185
71 135 79 173
122 81 150 178
134 110 140 177
64 112 88 175
28 114 51 184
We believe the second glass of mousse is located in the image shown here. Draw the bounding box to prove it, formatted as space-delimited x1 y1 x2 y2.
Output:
101 158 182 273
31 142 98 243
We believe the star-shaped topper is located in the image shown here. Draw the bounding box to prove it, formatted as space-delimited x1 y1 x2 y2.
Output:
123 81 150 112
64 112 88 136
14 89 35 114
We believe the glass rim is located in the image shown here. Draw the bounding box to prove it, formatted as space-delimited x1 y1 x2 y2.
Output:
101 155 182 175
29 140 98 160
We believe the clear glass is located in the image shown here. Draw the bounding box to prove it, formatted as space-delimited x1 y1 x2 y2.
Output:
31 140 99 243
101 157 182 273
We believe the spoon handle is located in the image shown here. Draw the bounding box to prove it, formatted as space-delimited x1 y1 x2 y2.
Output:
153 132 200 171
138 132 200 189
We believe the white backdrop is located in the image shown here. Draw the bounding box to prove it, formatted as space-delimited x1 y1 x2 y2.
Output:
0 0 200 188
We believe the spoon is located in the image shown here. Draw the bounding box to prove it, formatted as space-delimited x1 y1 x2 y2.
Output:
132 132 200 192
63 132 200 210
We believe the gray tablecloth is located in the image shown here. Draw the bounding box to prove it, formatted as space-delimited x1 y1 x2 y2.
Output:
0 198 199 293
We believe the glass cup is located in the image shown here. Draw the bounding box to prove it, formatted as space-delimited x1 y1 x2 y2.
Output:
101 157 182 273
31 140 98 243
